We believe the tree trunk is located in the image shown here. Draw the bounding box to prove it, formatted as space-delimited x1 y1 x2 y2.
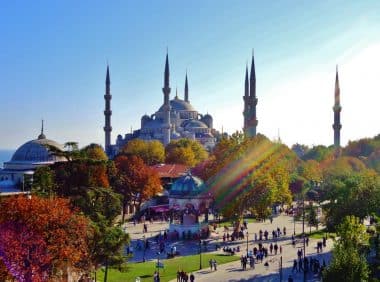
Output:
122 196 127 223
104 259 108 282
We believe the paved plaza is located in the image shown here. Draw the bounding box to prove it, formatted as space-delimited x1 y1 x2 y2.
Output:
125 213 333 282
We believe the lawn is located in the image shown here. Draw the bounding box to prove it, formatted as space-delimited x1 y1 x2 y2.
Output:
295 228 336 240
96 253 239 282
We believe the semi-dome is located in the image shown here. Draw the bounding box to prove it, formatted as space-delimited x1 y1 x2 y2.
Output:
11 137 64 163
169 173 206 196
159 99 195 112
183 120 208 129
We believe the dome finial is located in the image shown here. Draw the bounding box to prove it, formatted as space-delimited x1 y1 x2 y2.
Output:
38 119 46 139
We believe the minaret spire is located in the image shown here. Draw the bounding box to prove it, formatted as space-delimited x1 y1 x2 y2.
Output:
162 52 171 146
38 119 46 139
249 49 256 98
184 71 189 102
245 50 258 138
164 51 170 90
104 64 112 155
333 65 342 148
243 64 249 132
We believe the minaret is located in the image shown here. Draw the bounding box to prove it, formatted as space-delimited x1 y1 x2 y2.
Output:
333 65 342 148
247 51 258 137
243 64 249 132
162 52 171 146
104 65 112 154
184 72 189 102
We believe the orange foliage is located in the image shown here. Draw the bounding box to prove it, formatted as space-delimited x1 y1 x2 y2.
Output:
0 196 91 280
114 155 161 207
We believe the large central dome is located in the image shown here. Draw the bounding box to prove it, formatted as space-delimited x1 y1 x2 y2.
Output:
11 137 64 163
159 98 195 112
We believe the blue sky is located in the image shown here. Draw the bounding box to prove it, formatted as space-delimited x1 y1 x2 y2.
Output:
0 0 379 150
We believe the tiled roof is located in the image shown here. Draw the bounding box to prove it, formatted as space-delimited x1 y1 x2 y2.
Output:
150 163 189 178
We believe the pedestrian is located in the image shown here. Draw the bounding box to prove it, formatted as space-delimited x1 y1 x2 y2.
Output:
274 243 278 255
283 226 286 236
190 273 195 282
279 245 282 254
254 233 257 241
213 259 217 271
270 243 273 254
306 236 309 247
292 259 298 273
209 259 213 270
177 270 181 282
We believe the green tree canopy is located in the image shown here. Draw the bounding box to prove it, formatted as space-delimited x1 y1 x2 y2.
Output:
121 139 165 165
165 138 208 166
81 143 108 161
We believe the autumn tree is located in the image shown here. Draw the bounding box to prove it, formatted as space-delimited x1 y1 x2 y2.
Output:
165 138 208 167
114 155 162 221
0 196 91 280
206 133 293 232
121 139 165 165
81 143 108 161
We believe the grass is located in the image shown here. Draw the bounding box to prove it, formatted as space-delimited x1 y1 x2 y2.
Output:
295 228 336 240
96 253 239 282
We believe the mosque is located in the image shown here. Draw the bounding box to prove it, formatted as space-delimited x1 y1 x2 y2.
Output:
0 122 65 193
104 53 217 157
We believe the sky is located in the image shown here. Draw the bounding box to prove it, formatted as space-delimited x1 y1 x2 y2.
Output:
0 0 379 150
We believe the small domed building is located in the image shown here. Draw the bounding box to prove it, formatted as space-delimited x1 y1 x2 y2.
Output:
168 172 213 238
0 123 65 191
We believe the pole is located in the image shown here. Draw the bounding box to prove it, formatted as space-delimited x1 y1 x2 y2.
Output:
302 197 306 282
157 252 160 276
199 240 202 270
143 236 146 262
279 256 283 281
246 232 249 257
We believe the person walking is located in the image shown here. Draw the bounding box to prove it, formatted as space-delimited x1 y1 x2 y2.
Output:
190 273 195 282
212 259 217 271
274 243 278 255
292 259 298 273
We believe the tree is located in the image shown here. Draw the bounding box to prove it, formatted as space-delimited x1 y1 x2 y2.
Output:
307 202 318 232
81 143 108 161
114 155 161 221
322 170 380 230
323 216 370 282
165 139 208 166
323 243 369 282
32 166 56 197
302 145 334 162
0 196 91 280
121 139 165 165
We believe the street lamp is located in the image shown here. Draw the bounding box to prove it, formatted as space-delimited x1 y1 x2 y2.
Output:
199 239 202 270
142 235 146 262
157 252 161 276
246 231 249 257
302 196 306 282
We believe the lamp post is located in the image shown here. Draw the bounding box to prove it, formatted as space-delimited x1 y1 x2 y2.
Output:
157 252 161 276
246 231 249 257
302 196 306 282
142 235 146 262
199 239 202 270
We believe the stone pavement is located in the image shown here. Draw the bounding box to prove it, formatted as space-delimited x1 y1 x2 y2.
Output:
124 213 333 281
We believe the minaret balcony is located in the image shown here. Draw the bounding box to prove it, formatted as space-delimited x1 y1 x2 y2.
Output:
104 110 112 115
